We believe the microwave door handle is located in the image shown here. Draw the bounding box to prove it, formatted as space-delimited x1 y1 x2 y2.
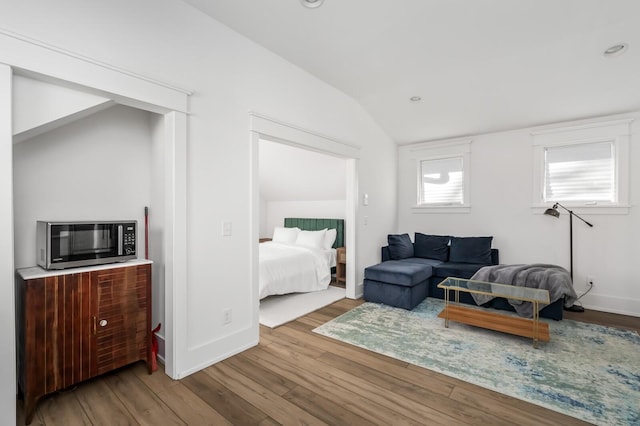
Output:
117 225 123 255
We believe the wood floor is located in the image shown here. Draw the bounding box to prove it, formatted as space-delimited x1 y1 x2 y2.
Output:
17 299 639 426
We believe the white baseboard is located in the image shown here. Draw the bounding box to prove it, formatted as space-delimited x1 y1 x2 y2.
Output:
174 338 259 379
579 292 640 317
354 281 364 299
155 332 165 359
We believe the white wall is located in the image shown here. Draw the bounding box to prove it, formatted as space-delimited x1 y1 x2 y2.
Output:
259 139 346 202
0 0 397 387
259 195 268 238
12 75 112 142
13 105 153 268
259 139 347 238
398 112 639 316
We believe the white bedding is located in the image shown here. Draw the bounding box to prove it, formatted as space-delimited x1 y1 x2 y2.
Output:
259 241 335 299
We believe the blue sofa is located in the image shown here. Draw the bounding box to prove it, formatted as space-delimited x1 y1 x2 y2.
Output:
364 233 563 320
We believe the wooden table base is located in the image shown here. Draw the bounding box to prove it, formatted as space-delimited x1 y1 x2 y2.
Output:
438 304 550 345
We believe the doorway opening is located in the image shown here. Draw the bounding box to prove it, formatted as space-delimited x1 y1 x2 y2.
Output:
249 113 360 329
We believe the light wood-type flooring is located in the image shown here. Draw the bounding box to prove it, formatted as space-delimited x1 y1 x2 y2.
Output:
18 298 639 425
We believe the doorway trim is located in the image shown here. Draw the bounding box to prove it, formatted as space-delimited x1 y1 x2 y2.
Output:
249 112 361 310
0 30 190 388
0 63 15 423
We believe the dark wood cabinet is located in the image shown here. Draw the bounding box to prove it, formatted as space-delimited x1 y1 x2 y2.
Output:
16 261 152 425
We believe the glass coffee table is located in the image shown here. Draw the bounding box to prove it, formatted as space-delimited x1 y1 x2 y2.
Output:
437 277 551 347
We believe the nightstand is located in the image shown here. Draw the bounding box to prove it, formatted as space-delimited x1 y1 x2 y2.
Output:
336 247 346 286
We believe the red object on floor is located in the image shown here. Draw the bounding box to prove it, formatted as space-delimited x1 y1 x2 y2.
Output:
144 206 149 260
151 323 161 372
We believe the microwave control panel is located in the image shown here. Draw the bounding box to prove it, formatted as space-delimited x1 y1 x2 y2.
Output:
123 224 136 255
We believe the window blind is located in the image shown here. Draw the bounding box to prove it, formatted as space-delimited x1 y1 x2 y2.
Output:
544 141 615 202
420 157 464 205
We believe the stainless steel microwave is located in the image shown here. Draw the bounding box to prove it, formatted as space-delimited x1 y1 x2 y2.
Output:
37 221 137 270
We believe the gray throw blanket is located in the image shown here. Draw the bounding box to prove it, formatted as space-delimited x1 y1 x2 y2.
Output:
470 264 578 318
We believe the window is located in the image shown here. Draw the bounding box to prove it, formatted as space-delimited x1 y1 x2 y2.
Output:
532 119 631 213
419 157 464 205
543 141 615 203
410 139 471 213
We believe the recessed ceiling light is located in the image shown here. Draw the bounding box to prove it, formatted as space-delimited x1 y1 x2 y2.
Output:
603 43 628 57
300 0 324 8
410 96 422 102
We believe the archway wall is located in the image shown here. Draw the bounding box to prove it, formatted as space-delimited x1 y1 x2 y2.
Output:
0 0 397 383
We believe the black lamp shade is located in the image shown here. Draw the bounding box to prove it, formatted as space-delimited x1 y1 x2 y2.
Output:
544 207 560 218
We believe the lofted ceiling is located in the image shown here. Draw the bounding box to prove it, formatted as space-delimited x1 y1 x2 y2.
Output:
181 0 640 144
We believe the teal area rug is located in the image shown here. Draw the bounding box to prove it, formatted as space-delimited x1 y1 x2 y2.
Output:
313 298 640 425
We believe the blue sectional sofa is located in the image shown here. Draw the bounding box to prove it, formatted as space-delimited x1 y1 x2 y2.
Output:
364 233 564 320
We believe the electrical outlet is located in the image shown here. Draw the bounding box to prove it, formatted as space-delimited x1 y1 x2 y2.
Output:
222 221 232 236
223 308 232 325
586 276 595 287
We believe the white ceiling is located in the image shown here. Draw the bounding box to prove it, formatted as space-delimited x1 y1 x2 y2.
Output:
181 0 640 144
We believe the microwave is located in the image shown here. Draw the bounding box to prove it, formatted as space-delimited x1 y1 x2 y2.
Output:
37 221 137 270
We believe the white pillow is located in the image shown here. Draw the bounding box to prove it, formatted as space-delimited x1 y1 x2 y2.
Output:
272 226 300 244
295 229 326 249
323 228 337 250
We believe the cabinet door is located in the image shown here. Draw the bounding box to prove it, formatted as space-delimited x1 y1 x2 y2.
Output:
20 273 94 406
93 265 150 376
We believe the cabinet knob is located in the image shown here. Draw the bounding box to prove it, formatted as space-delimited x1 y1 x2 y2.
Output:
99 319 108 327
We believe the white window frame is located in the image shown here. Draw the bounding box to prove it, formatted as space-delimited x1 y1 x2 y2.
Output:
532 119 632 215
411 139 471 214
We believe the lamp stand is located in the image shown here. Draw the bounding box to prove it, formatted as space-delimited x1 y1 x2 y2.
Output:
569 211 573 282
544 202 593 313
565 212 585 312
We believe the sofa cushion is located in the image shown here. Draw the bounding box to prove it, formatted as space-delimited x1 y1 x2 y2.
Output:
432 262 488 279
397 257 444 268
364 261 432 287
387 233 414 260
414 233 450 261
449 236 493 264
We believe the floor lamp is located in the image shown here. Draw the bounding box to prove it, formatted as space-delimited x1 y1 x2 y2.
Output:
544 202 593 312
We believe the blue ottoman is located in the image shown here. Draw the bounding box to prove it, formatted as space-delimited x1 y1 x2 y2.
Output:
363 261 432 310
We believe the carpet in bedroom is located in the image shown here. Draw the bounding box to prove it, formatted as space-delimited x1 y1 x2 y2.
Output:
313 297 640 426
259 286 345 328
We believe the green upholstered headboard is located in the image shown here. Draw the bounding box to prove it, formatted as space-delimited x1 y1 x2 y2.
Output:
284 218 345 249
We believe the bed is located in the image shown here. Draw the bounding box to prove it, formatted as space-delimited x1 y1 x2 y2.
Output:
259 218 345 299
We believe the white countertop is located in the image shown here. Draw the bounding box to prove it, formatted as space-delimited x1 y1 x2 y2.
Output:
17 259 153 280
